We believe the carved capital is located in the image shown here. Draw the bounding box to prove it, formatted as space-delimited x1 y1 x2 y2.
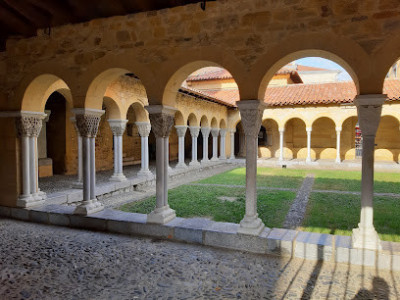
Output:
15 113 46 137
175 125 187 137
108 119 128 136
229 128 236 134
354 94 386 137
237 100 267 138
220 129 227 137
189 126 200 138
73 109 105 138
211 128 220 138
136 122 151 137
146 105 177 138
201 127 211 138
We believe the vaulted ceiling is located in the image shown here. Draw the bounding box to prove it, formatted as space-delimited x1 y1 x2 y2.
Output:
0 0 209 50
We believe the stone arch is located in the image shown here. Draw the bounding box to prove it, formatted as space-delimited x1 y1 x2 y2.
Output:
220 119 227 129
175 111 185 126
211 117 218 128
161 58 243 107
187 113 199 127
260 118 280 158
376 115 400 162
19 74 73 112
284 117 307 159
128 102 148 122
311 117 336 160
255 40 363 100
311 114 341 128
200 115 209 127
103 97 124 120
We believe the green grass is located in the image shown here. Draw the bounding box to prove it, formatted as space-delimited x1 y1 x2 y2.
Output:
119 185 296 228
301 192 400 242
197 167 307 189
312 169 400 194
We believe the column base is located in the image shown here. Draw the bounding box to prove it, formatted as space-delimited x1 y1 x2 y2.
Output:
210 157 219 162
34 191 47 201
110 173 127 182
201 159 210 165
335 158 341 164
189 160 200 167
147 205 176 224
175 162 187 169
72 181 83 189
306 158 312 163
17 195 45 208
137 169 154 179
74 199 104 215
219 156 226 160
352 224 382 250
237 214 265 236
229 156 235 160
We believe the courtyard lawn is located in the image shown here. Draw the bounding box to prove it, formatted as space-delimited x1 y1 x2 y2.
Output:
119 185 297 228
197 167 307 189
301 192 400 242
312 169 400 194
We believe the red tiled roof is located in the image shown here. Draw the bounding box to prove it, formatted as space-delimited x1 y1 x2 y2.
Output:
296 65 332 72
191 79 400 107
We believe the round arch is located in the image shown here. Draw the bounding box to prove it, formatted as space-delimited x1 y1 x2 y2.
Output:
311 115 337 128
210 117 218 128
200 115 209 127
175 111 185 126
103 97 123 120
219 119 227 129
187 113 199 127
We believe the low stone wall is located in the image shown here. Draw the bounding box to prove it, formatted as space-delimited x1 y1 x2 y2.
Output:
1 205 399 272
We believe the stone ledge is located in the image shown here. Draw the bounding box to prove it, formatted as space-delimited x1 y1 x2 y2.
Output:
2 204 400 272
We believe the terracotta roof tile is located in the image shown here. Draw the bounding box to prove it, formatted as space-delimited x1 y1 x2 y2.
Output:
189 79 400 107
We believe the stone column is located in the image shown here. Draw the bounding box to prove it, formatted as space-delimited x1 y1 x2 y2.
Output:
219 129 227 160
237 100 267 235
352 94 386 250
279 128 285 161
201 127 211 164
189 126 200 167
211 128 219 161
135 122 153 178
306 127 312 163
108 119 128 182
15 113 46 207
146 105 177 224
229 129 236 159
73 109 105 215
175 125 188 169
71 117 83 188
335 126 342 164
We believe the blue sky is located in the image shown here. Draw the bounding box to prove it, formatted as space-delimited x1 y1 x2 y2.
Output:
296 57 352 81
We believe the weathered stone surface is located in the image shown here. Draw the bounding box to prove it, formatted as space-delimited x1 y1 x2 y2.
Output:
266 228 298 256
295 231 333 261
174 218 214 244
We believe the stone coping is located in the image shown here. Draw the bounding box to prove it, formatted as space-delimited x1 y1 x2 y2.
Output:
0 205 399 272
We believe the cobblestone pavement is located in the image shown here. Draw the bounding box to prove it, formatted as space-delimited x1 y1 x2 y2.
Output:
283 174 315 229
1 219 399 299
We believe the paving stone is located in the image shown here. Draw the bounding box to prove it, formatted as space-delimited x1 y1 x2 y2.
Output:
266 228 298 257
66 190 83 203
70 215 107 231
29 210 49 224
10 208 30 221
48 212 70 226
295 231 333 261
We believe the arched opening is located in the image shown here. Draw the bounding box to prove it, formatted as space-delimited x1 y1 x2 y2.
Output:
375 115 400 162
260 119 279 159
341 116 359 161
284 118 307 160
311 117 336 160
235 121 244 157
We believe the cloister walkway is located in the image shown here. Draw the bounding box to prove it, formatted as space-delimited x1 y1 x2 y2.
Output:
1 218 399 299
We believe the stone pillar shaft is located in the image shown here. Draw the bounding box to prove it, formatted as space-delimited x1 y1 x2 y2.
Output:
352 94 386 250
189 126 200 167
146 105 177 224
336 127 342 163
236 100 267 235
201 127 211 163
211 128 219 161
71 117 83 188
73 109 105 215
220 129 227 159
136 122 152 178
108 119 128 182
279 128 284 161
306 127 312 163
229 129 235 159
175 125 187 168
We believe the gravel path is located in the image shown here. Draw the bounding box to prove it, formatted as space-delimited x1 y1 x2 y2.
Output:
1 219 399 299
283 174 315 229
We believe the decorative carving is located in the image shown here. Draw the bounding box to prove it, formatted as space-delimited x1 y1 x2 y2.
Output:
220 129 227 137
108 120 127 136
189 126 200 138
175 125 187 137
15 116 43 137
149 113 174 138
211 128 220 138
75 114 102 138
136 122 151 137
201 127 211 138
237 101 266 138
